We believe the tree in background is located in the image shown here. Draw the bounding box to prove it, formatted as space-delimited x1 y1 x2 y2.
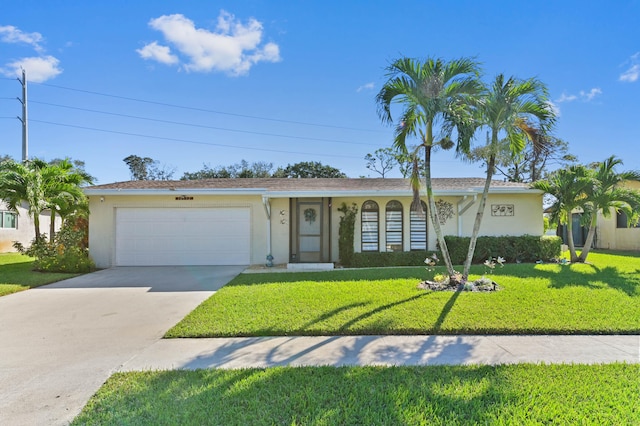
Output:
181 160 274 179
461 74 556 281
364 148 398 178
577 156 640 262
272 161 347 178
469 136 576 183
376 57 482 283
123 155 175 180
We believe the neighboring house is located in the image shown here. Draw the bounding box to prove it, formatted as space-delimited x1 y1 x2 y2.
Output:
0 201 58 252
84 178 544 268
592 180 640 251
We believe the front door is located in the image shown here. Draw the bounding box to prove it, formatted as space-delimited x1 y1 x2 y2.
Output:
297 201 323 262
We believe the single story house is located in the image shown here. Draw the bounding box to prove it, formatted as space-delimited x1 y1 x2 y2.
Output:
0 201 58 252
84 178 544 268
591 180 640 250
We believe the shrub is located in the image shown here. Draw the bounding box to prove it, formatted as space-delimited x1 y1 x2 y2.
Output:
14 213 95 273
351 251 432 268
443 235 562 264
337 203 358 267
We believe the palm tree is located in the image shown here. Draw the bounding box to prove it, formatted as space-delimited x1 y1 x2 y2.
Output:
0 159 50 241
531 165 593 262
0 159 93 242
462 74 556 281
43 159 93 242
577 156 640 262
377 57 483 281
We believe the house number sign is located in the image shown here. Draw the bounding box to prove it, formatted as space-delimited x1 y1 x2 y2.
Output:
175 196 194 201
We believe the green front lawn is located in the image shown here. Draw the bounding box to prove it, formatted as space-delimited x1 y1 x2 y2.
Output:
72 364 639 425
0 253 79 297
167 251 640 337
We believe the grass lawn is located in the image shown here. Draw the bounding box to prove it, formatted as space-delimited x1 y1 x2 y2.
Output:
167 251 640 337
72 363 639 425
0 253 79 297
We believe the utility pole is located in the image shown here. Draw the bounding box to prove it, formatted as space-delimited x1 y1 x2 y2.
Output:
17 68 28 162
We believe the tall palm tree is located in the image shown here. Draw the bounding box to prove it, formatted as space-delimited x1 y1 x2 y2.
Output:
377 57 483 281
462 74 556 281
578 156 640 262
531 165 593 262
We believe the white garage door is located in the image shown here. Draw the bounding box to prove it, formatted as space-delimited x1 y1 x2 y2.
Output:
115 207 251 266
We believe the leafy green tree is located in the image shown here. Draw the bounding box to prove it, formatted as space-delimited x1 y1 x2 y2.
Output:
462 74 555 281
578 156 640 262
181 160 274 180
272 161 347 178
123 155 175 180
532 165 593 262
45 159 94 242
469 136 576 183
376 57 482 282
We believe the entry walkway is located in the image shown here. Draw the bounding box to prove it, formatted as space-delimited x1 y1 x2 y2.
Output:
121 334 640 371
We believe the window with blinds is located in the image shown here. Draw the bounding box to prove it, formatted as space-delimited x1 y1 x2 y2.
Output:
386 200 403 252
361 200 379 252
410 201 427 251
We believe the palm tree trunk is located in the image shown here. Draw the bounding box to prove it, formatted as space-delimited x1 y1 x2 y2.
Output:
578 214 597 262
34 213 41 242
424 144 457 280
50 210 56 243
463 154 496 281
565 214 579 262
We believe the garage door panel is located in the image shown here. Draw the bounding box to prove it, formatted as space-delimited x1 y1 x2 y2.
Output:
116 208 251 266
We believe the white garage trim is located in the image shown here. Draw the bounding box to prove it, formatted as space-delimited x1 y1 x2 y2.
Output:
115 207 250 266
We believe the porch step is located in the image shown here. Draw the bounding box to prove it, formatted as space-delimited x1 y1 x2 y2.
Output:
287 263 334 271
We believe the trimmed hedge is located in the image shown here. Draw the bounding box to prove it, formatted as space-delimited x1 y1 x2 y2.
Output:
444 235 562 265
349 235 562 268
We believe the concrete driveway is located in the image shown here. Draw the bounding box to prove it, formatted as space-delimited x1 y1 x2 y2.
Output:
0 265 244 426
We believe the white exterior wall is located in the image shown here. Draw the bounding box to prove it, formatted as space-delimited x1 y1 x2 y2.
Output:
331 193 543 261
88 194 270 268
267 198 290 265
0 202 60 252
594 181 640 250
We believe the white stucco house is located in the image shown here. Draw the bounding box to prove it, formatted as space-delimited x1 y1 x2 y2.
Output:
84 178 544 268
0 201 59 252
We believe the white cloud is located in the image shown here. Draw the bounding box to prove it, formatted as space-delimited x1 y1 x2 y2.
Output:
556 92 577 103
357 82 375 92
619 52 639 82
555 87 601 103
0 25 43 51
136 41 179 65
579 87 602 101
1 56 62 82
139 11 281 76
546 101 561 117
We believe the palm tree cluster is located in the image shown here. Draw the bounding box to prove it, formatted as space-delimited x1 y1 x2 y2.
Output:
376 57 556 284
533 156 640 263
0 158 93 243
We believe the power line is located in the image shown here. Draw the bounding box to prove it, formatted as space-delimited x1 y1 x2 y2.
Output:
37 82 385 133
30 101 379 147
30 119 363 159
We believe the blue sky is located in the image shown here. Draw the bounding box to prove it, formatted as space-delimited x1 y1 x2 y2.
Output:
1 1 638 183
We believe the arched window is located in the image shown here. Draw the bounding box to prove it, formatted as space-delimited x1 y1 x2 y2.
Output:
410 201 428 251
386 200 403 252
361 200 379 252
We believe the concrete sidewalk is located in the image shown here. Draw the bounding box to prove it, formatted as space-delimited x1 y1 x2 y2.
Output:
121 334 640 371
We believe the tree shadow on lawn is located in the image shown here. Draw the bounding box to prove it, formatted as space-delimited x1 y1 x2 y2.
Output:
78 365 519 425
504 263 639 296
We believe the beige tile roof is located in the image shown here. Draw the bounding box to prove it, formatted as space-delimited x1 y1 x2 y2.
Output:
86 178 532 193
